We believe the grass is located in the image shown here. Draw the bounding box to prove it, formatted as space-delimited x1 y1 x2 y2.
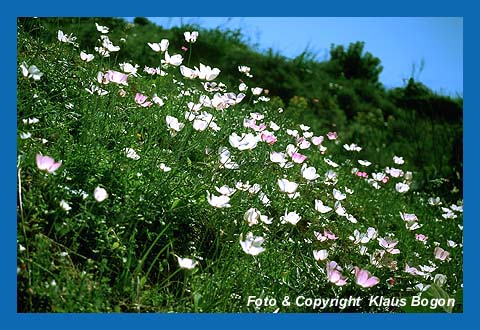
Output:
17 18 463 313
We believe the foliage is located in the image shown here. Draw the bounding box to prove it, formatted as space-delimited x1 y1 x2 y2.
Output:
17 17 463 313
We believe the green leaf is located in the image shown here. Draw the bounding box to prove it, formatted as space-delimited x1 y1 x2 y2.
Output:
170 198 181 210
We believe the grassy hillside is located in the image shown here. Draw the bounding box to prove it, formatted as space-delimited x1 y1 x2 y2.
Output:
17 17 462 312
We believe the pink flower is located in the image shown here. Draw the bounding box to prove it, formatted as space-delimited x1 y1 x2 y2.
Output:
356 171 368 178
36 154 62 174
382 176 389 183
314 229 338 242
326 261 347 286
181 46 188 51
134 93 153 107
415 234 428 242
291 152 307 164
378 237 400 254
324 229 338 240
261 131 277 145
354 266 380 288
296 137 311 149
98 70 128 85
311 136 324 146
327 132 337 140
434 247 450 261
404 263 424 276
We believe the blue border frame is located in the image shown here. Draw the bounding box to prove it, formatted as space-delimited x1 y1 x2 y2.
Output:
6 0 474 329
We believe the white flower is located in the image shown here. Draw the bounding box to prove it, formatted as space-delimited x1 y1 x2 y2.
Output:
345 187 354 194
20 62 43 81
206 191 231 208
239 83 248 92
358 159 371 166
95 22 109 34
177 256 198 270
20 132 32 139
215 185 236 196
277 178 298 194
450 204 463 212
258 192 271 206
395 182 410 193
404 171 413 181
86 84 109 96
386 167 404 178
270 121 280 131
229 132 258 151
419 265 437 274
303 131 314 138
315 199 332 214
80 51 94 62
393 156 405 165
119 62 139 76
324 158 339 168
197 63 220 81
159 163 171 172
343 143 362 152
350 228 377 244
95 46 110 57
218 147 239 170
57 30 77 45
447 240 458 248
239 232 265 256
148 39 169 52
248 183 262 195
60 200 72 211
270 151 288 164
184 31 199 43
301 164 320 181
405 221 422 231
180 65 198 79
192 112 215 132
441 208 457 219
346 214 358 223
94 186 108 202
152 94 165 106
324 170 338 186
400 212 418 222
124 148 140 160
22 117 40 125
428 197 442 206
244 208 272 226
238 65 253 77
286 129 299 137
236 181 251 191
368 179 381 190
333 188 346 201
313 250 328 261
280 210 301 225
334 201 347 217
101 36 120 52
166 115 185 136
250 112 264 120
372 172 386 182
162 51 183 66
251 87 263 95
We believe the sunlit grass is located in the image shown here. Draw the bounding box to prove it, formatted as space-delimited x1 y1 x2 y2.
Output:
17 18 463 313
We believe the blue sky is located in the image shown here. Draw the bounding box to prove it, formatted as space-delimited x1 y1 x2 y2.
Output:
126 17 462 96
